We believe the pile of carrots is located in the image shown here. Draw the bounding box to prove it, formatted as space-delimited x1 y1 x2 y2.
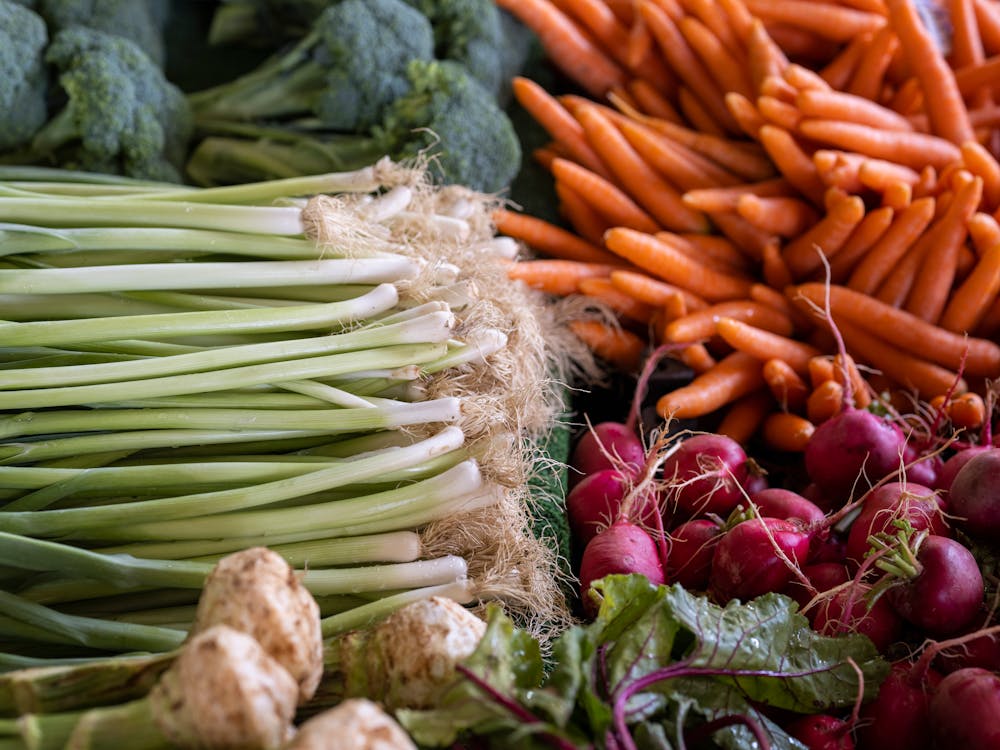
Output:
496 0 1000 450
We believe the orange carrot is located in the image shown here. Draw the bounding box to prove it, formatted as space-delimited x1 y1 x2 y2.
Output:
604 227 755 301
677 232 756 273
495 0 628 97
797 118 964 170
663 299 796 342
511 77 613 180
789 282 1000 376
569 319 645 371
813 149 866 193
679 15 755 98
968 210 1000 253
715 316 823 375
609 269 710 310
950 0 986 69
762 357 810 412
946 391 988 431
782 192 867 279
904 173 983 323
682 177 795 213
492 209 623 265
651 231 744 274
678 343 720 373
678 86 728 136
807 355 836 389
938 241 1000 333
736 194 819 237
845 197 936 294
760 74 800 102
961 140 1000 210
744 0 887 43
762 411 816 451
507 259 617 296
826 204 895 283
874 227 932 307
626 78 683 122
555 182 613 246
757 125 827 205
818 30 872 89
832 352 872 409
881 181 914 210
756 95 802 130
575 105 712 233
718 389 776 444
550 157 661 233
762 238 795 289
656 351 767 418
886 0 975 145
856 158 923 192
806 379 845 424
795 88 915 132
725 92 768 137
577 276 657 323
746 18 789 93
687 0 745 55
719 0 757 43
846 25 900 101
750 282 813 330
974 0 1000 55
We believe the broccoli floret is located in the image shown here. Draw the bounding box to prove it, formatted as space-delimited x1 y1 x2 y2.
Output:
26 26 193 182
35 0 170 67
187 60 521 194
0 0 49 151
190 0 435 133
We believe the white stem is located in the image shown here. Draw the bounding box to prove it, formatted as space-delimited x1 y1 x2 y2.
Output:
302 555 468 595
363 186 412 222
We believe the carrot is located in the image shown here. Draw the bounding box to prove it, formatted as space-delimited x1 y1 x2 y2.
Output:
806 379 845 424
686 0 745 56
718 389 775 444
974 0 1000 55
757 125 827 205
782 192 867 279
569 319 645 371
813 149 866 193
626 78 683 122
616 117 740 191
881 181 914 210
762 357 810 411
845 196 935 293
796 118 963 170
950 0 986 69
650 231 744 274
762 411 816 451
756 95 802 130
663 299 796 342
640 0 740 132
789 282 1000 376
818 30 872 90
746 18 789 93
846 25 900 101
550 157 661 234
507 259 619 296
766 23 854 61
743 0 887 43
511 77 613 181
761 238 794 289
904 173 983 323
715 316 823 375
795 88 915 132
874 227 932 307
713 213 781 261
678 342 720 373
681 177 795 212
832 352 872 409
575 105 712 233
678 86 728 136
750 282 813 330
492 209 623 265
960 140 1000 210
677 232 757 273
656 350 767 418
807 355 836 389
885 0 976 145
735 194 819 237
718 0 757 43
725 92 768 137
938 241 1000 333
856 158 923 192
577 276 657 323
609 269 710 310
826 204 896 283
679 15 755 99
555 182 613 246
836 318 967 398
968 210 1000 253
946 391 988 431
759 74 800 102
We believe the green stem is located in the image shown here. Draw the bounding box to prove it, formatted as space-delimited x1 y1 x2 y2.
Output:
302 555 468 596
320 580 476 638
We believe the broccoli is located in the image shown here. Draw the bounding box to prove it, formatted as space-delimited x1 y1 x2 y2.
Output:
0 0 49 152
187 59 521 194
34 0 170 67
189 0 436 133
20 26 193 182
207 0 331 47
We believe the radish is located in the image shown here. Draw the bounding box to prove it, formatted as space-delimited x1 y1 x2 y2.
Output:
933 443 991 494
809 584 902 654
881 534 984 636
569 421 646 486
661 433 749 517
934 626 1000 673
783 561 850 610
785 714 854 750
750 488 827 526
946 447 1000 540
855 659 942 750
708 517 811 603
566 468 660 546
901 442 942 488
928 667 1000 750
844 482 949 566
665 517 721 590
578 521 665 616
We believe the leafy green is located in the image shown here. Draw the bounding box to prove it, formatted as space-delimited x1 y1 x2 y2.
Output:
399 575 889 749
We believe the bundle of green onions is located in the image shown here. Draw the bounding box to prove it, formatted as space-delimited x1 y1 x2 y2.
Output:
0 159 583 678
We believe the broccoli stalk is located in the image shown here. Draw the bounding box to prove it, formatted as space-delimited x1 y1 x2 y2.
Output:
187 59 521 194
189 0 436 133
0 0 49 152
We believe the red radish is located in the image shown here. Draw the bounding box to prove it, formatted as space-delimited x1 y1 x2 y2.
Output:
901 442 942 488
810 584 902 654
708 517 811 603
844 482 949 566
804 408 906 502
785 714 854 750
808 528 848 564
934 626 1000 673
570 422 646 486
578 521 665 616
750 488 826 526
665 518 721 590
882 534 984 636
802 482 839 514
566 468 660 546
783 561 850 610
661 433 749 516
743 471 769 495
929 667 1000 750
933 443 991 494
855 659 942 750
947 447 1000 540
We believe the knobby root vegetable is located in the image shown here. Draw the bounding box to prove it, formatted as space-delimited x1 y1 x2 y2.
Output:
286 699 416 750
